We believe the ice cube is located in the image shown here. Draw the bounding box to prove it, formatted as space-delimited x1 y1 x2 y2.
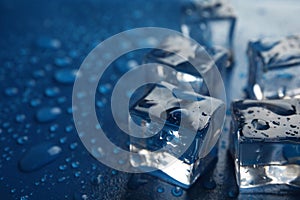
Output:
181 0 236 66
144 35 229 95
230 99 300 193
129 81 225 188
247 35 300 100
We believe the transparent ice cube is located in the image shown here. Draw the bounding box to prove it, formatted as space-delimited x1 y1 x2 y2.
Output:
129 81 225 188
181 0 236 66
247 35 300 100
144 35 229 96
231 99 300 193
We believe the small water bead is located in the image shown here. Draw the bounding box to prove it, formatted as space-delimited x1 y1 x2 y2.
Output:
59 137 67 144
58 176 66 182
36 37 61 49
59 164 67 171
49 124 59 132
19 143 62 172
36 107 61 123
111 170 118 175
45 87 60 97
20 196 29 200
157 186 165 193
96 99 107 108
17 136 29 145
5 87 18 96
30 99 41 107
41 175 47 183
74 171 81 177
70 142 78 150
65 125 73 133
171 186 183 197
98 83 112 94
54 57 72 67
54 69 78 84
15 114 26 123
71 161 79 169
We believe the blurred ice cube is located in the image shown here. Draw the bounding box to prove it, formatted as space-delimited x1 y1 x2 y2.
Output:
247 35 300 99
144 35 229 96
181 0 236 66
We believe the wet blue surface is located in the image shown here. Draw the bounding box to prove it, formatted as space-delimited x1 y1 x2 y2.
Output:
1 0 300 199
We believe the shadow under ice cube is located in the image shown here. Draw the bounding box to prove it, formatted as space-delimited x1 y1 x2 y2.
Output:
181 0 236 66
247 35 300 99
231 99 300 193
129 82 225 188
144 35 229 96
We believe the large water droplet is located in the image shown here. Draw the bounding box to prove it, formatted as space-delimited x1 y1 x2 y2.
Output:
19 142 62 172
251 119 270 130
36 107 61 123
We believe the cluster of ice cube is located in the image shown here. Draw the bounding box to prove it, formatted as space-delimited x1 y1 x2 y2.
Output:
127 0 300 194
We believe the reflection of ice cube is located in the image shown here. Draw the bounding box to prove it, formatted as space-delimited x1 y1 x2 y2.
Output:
247 35 300 100
144 35 229 96
181 0 236 66
231 99 300 193
129 81 225 188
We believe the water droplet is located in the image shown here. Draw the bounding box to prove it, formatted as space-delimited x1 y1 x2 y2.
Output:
17 136 28 145
19 142 62 172
202 112 208 116
54 57 72 67
69 142 78 150
54 69 78 84
15 114 26 123
5 87 18 96
171 186 183 197
65 125 73 133
111 170 118 175
59 164 67 171
45 87 60 97
58 176 66 182
157 186 164 193
71 161 79 168
49 124 59 132
98 83 112 94
36 36 61 49
59 137 67 144
251 119 270 130
36 107 61 123
74 171 81 177
30 99 41 107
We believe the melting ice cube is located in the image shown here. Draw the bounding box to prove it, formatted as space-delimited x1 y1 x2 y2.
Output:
231 99 300 193
129 81 225 188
